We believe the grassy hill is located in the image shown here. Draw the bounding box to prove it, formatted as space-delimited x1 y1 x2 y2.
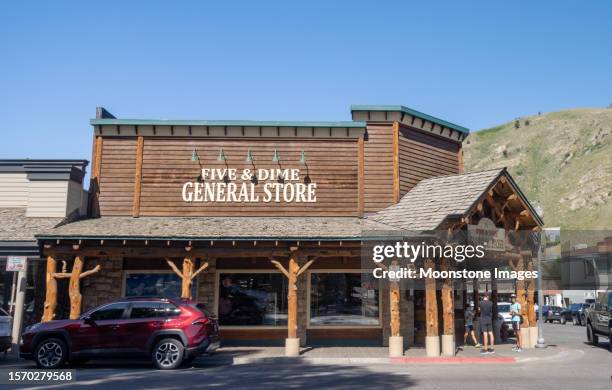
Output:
463 108 612 229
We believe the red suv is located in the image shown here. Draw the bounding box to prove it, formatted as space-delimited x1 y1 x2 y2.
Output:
20 297 219 370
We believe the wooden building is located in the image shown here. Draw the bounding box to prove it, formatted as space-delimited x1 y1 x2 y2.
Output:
35 105 543 356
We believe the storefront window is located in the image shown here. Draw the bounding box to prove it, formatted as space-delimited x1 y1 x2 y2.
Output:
310 273 379 326
124 272 196 298
218 273 287 326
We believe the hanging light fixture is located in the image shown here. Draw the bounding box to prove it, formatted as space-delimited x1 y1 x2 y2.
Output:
191 148 199 161
246 149 258 184
272 149 280 162
300 149 311 184
217 149 227 161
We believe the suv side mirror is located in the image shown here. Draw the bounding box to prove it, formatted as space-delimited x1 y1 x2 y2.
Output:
83 316 96 326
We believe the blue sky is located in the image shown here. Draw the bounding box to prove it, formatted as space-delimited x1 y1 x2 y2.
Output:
1 1 611 161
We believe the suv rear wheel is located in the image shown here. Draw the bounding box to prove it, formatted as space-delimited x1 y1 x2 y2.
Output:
152 338 184 370
586 324 598 345
35 338 68 369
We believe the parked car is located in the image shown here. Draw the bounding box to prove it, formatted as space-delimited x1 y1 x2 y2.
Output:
560 303 590 325
0 308 12 355
542 305 564 323
585 291 611 351
20 297 219 369
497 302 514 333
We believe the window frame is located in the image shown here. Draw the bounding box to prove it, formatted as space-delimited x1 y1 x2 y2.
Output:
121 269 198 299
215 269 288 330
306 269 382 329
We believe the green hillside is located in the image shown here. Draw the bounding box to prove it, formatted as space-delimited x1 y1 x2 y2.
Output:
463 108 612 229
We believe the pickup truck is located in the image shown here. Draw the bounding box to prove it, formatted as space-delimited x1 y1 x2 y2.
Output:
586 291 612 351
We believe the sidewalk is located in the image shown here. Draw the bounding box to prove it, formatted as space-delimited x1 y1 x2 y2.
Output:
204 343 564 366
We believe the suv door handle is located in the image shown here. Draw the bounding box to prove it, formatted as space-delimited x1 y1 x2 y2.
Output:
110 325 121 329
152 321 164 327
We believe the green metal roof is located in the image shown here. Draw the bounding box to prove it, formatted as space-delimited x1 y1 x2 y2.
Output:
91 119 366 128
350 105 469 134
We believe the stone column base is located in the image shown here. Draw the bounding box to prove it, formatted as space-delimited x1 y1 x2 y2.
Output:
425 336 440 357
529 326 538 348
388 336 404 357
520 327 530 348
285 338 300 356
441 334 455 356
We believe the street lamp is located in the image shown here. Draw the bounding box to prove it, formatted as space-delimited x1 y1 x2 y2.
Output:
536 225 547 348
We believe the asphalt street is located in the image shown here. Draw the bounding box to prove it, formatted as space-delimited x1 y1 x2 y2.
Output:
2 323 610 390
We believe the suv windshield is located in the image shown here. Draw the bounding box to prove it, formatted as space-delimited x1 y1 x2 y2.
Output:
569 303 583 310
497 304 510 313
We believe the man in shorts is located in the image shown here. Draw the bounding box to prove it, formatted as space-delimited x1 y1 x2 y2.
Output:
510 294 522 352
479 293 494 354
464 302 482 347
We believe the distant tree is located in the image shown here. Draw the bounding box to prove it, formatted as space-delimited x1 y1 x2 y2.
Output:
514 119 520 129
538 111 541 116
525 119 530 126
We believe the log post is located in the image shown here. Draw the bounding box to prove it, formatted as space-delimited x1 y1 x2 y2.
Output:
287 255 299 339
389 260 403 357
165 257 209 299
491 275 500 342
440 258 455 356
527 258 537 347
270 250 315 356
68 256 84 320
424 258 440 356
42 256 57 322
510 255 530 347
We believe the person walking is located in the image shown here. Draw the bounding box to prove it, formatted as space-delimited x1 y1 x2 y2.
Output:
464 302 482 347
510 294 522 352
479 293 494 354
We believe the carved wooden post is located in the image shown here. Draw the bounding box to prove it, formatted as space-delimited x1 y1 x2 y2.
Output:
440 257 455 356
389 260 403 357
270 250 315 356
526 257 537 347
42 256 57 322
49 256 101 320
165 257 208 299
424 258 440 356
510 255 529 347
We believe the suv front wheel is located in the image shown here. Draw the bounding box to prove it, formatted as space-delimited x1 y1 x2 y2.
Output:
34 338 68 369
152 338 184 370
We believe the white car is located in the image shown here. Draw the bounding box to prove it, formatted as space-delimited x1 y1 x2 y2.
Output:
497 302 514 332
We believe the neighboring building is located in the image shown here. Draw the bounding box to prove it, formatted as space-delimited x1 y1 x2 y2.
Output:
560 237 612 305
35 106 543 353
0 160 88 325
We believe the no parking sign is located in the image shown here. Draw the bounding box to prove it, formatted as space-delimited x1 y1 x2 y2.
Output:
6 256 26 272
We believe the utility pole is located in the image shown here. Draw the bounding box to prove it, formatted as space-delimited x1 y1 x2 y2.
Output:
10 258 28 357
